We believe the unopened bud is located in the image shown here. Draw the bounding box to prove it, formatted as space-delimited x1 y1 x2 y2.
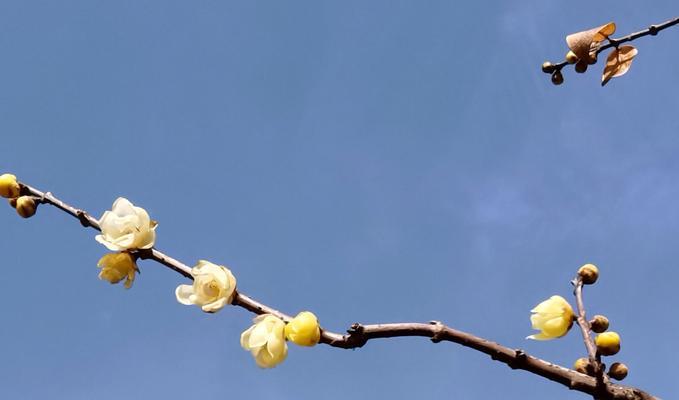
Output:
574 59 588 73
542 61 555 74
15 196 37 218
573 357 592 375
595 331 621 356
565 51 578 64
590 315 609 333
578 264 599 284
551 70 564 85
608 362 628 380
0 173 20 198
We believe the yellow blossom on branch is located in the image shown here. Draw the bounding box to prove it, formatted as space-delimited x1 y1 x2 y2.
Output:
285 311 321 347
241 314 288 368
527 295 574 340
175 260 237 313
95 197 157 251
97 252 138 289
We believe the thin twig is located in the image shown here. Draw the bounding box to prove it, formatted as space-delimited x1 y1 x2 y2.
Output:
598 16 679 53
573 276 608 397
17 182 658 400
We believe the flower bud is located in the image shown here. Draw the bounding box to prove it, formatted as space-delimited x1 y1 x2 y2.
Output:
542 61 555 74
285 311 321 347
578 264 599 284
565 51 578 64
551 70 564 85
589 315 609 333
574 59 588 73
0 173 20 198
15 196 37 218
608 362 628 380
573 357 592 375
595 331 621 356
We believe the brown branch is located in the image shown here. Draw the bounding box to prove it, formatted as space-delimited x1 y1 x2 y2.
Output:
545 16 679 75
573 276 609 398
597 16 679 54
17 182 658 400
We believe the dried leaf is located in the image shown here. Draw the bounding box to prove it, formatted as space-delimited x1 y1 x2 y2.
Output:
601 45 638 86
566 22 616 62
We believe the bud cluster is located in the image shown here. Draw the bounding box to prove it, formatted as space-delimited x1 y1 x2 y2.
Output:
1 173 38 218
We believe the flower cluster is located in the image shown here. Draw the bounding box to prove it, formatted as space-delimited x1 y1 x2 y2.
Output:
93 197 157 289
528 264 629 381
90 195 321 369
1 174 38 218
240 311 321 368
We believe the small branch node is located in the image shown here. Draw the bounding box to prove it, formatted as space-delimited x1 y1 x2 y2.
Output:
348 323 364 334
429 320 445 343
76 210 91 228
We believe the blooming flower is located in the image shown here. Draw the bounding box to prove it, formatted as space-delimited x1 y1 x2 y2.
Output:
175 260 237 313
285 311 321 347
96 197 157 251
97 252 138 289
527 295 574 340
240 314 288 368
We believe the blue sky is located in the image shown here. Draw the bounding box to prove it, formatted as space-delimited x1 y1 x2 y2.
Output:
1 1 678 399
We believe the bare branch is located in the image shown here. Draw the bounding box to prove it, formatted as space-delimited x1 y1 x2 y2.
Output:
17 181 659 400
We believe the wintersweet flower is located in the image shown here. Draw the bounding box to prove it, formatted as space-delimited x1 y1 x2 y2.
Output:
96 197 157 251
240 314 288 368
0 173 20 198
97 252 138 289
175 260 237 313
285 311 321 347
527 295 574 340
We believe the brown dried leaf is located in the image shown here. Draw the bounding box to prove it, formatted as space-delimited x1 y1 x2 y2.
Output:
601 45 638 86
566 22 616 62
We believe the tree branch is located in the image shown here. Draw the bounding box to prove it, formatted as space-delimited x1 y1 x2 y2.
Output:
17 182 658 400
597 16 679 54
573 276 608 398
545 16 679 75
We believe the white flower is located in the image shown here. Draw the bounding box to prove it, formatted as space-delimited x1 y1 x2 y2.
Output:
240 314 288 368
175 260 237 313
527 295 574 340
96 197 157 251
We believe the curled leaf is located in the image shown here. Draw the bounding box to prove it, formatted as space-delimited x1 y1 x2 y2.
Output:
566 22 616 63
601 45 638 86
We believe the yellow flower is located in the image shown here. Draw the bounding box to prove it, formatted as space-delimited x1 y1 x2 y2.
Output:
527 295 574 340
240 314 288 368
175 260 237 313
0 173 20 198
595 331 621 356
285 311 321 347
97 252 138 289
96 197 157 251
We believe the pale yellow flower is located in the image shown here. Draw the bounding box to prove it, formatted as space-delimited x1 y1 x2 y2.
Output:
95 197 157 251
97 252 138 289
175 260 237 313
285 311 321 347
527 295 574 340
240 314 288 368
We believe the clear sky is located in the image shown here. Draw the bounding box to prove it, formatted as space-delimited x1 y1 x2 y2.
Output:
1 2 678 399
